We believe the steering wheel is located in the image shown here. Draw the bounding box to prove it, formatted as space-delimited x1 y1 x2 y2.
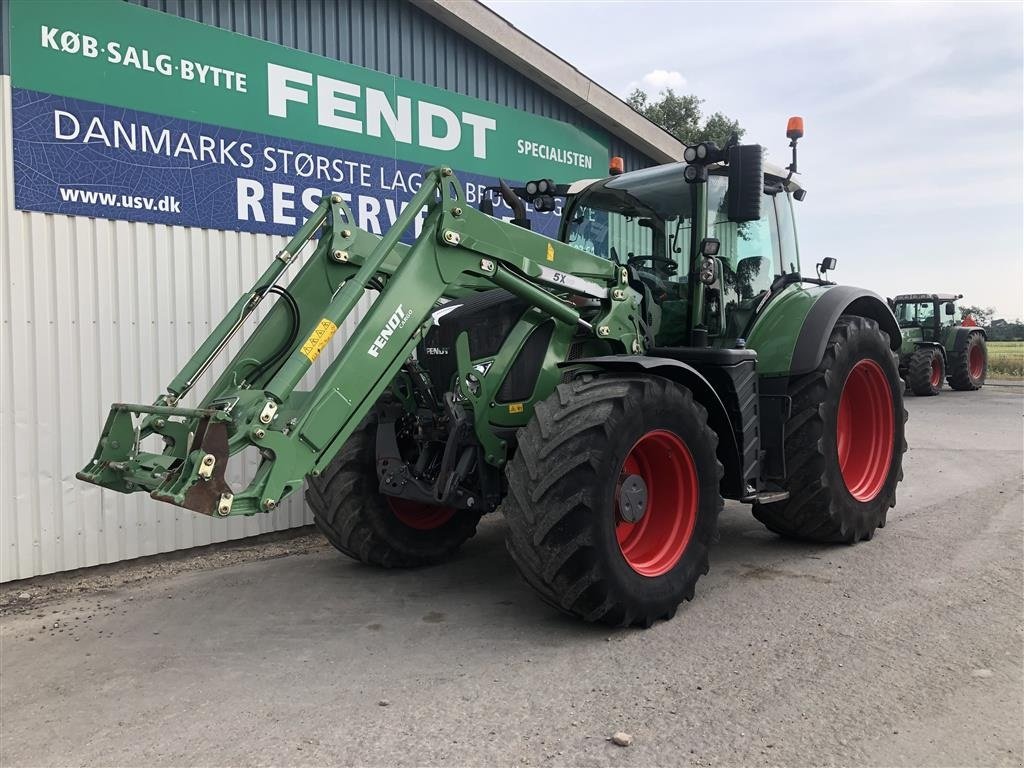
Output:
627 255 679 274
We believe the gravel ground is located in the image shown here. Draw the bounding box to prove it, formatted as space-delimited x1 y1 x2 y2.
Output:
1 386 1021 767
0 530 327 617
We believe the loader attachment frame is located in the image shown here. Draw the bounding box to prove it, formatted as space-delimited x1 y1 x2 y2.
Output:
79 167 642 516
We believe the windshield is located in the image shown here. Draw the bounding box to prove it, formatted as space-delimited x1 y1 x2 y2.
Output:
895 301 936 328
564 163 694 267
564 164 695 346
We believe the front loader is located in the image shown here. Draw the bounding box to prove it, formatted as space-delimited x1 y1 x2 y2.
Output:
80 118 907 627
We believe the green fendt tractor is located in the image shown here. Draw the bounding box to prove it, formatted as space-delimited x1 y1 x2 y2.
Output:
80 119 907 626
890 293 988 396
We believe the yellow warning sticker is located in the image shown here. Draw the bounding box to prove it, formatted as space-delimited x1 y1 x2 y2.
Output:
300 319 338 362
546 243 555 262
508 403 524 414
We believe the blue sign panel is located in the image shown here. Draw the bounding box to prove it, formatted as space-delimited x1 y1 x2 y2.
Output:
11 88 565 240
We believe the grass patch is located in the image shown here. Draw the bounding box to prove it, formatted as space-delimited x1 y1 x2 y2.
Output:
988 341 1024 378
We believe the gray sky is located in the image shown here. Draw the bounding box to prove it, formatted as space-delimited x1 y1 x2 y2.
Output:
486 0 1024 318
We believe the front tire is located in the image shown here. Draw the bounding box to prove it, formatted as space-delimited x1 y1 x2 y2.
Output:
502 375 723 627
908 346 944 396
305 419 481 568
948 332 986 390
753 315 907 543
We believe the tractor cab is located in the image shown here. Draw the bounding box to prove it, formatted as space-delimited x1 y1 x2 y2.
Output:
892 293 961 342
558 157 805 348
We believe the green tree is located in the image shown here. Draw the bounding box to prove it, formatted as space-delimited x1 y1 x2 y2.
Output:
627 88 744 146
959 304 995 326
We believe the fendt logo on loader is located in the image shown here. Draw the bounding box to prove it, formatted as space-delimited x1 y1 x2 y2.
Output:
368 305 412 358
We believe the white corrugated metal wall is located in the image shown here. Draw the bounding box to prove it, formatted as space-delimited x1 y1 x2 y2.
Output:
0 75 382 582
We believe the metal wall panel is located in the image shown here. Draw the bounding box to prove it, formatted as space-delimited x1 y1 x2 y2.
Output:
0 1 655 581
0 76 382 580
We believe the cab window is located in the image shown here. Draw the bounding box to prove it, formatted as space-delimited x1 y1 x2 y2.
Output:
564 167 696 347
896 302 936 328
774 192 799 274
707 177 780 308
566 206 656 266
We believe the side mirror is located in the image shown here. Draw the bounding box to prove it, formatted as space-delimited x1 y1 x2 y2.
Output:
727 144 763 222
816 257 837 280
945 302 955 316
699 237 720 257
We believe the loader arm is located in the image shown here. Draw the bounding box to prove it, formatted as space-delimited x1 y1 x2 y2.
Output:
79 168 642 516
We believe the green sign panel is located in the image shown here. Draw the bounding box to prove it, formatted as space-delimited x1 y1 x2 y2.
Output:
9 0 609 181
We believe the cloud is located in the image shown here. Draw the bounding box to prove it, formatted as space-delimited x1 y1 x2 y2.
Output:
635 69 687 94
915 76 1024 120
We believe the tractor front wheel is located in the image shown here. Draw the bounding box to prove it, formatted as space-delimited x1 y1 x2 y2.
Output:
907 346 944 396
753 315 907 543
502 375 723 627
948 332 987 390
305 419 481 568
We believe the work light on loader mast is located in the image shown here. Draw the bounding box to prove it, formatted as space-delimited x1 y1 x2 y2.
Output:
81 118 906 627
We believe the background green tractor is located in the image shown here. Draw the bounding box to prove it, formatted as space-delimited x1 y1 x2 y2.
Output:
81 119 908 627
890 293 988 395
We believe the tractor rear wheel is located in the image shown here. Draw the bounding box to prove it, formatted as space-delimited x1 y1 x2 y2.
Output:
502 375 723 627
908 346 944 396
305 419 481 568
753 315 906 543
948 332 987 390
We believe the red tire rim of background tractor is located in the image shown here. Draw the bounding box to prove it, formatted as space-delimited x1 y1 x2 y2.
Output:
837 359 895 502
969 344 985 380
615 430 698 577
930 356 942 388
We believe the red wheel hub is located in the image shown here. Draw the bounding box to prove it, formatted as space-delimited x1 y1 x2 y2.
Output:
969 344 984 379
930 356 942 388
837 359 895 502
387 498 456 530
615 430 698 577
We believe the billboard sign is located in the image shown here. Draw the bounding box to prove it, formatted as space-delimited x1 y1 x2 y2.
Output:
8 0 610 238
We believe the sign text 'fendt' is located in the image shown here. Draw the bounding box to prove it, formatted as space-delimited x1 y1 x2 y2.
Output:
268 64 496 161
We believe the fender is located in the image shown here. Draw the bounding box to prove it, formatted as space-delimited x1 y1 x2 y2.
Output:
562 355 746 497
948 326 986 357
913 340 944 349
747 284 900 376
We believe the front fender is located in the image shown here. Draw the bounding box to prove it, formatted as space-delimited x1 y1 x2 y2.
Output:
747 284 900 376
562 355 745 497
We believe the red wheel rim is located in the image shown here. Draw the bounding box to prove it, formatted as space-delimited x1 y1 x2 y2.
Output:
615 430 698 577
969 344 984 379
387 498 456 530
930 356 942 388
836 359 895 502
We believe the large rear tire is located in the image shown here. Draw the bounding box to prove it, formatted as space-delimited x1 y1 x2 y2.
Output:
305 419 481 568
753 315 907 543
948 332 986 390
502 375 723 627
907 346 944 396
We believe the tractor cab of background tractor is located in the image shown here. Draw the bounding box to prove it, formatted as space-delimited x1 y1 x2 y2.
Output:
891 293 962 339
